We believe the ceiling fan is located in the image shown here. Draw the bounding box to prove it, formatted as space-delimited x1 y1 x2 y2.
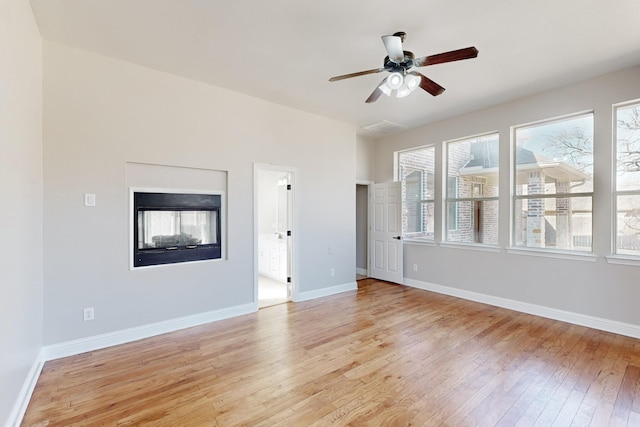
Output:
329 31 478 103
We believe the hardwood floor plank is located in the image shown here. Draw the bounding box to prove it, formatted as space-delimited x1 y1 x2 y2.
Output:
511 325 591 426
611 361 640 423
21 279 640 426
588 336 632 426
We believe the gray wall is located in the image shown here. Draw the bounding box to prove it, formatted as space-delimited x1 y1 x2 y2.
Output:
42 41 356 345
0 0 43 424
375 65 640 327
356 134 375 182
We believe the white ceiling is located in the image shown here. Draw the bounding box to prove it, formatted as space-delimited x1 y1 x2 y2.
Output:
29 0 640 136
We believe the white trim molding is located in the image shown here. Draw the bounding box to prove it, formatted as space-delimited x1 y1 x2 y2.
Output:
404 278 640 340
6 351 44 427
403 239 437 247
43 303 255 361
295 281 358 302
440 242 501 253
506 247 598 262
606 255 640 267
355 179 374 185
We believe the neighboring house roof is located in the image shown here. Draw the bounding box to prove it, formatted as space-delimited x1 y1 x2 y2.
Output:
459 140 589 183
464 139 500 169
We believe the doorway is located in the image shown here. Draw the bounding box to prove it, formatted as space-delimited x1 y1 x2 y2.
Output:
255 165 295 308
356 183 370 280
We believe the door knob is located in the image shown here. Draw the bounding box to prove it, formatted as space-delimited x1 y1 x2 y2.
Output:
392 236 402 240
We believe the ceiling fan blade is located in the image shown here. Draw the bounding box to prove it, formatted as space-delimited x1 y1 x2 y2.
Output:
329 68 386 82
411 72 445 96
365 78 388 103
381 35 405 63
414 46 479 67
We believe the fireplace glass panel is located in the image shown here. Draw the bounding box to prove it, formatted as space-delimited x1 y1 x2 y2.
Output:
137 210 218 250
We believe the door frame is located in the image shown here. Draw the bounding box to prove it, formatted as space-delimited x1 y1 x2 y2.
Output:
356 179 374 278
253 163 299 310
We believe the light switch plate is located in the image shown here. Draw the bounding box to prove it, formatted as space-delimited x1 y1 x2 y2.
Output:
84 193 96 207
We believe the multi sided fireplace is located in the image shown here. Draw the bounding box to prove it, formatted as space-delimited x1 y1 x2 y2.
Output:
132 191 222 267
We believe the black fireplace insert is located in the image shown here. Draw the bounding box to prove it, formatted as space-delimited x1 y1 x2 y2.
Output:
133 191 222 267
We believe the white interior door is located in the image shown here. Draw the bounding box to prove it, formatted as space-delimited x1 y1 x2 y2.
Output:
370 182 403 284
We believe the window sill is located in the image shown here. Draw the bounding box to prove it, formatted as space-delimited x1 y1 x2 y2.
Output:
605 255 640 267
506 247 597 262
403 238 436 247
439 242 501 253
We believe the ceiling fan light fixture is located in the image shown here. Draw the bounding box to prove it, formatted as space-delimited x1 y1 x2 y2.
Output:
396 74 421 98
406 74 420 90
386 72 404 90
379 83 392 97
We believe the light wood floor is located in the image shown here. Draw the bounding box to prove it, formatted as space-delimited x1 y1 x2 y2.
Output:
23 279 640 426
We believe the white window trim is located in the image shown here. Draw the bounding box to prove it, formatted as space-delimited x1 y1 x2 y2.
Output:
445 176 460 232
507 246 597 262
612 99 640 259
440 242 501 253
444 132 500 245
605 255 640 266
397 145 436 240
403 238 437 247
511 111 595 253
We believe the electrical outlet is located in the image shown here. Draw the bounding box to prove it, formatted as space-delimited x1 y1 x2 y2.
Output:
413 264 418 272
330 268 335 277
83 307 95 321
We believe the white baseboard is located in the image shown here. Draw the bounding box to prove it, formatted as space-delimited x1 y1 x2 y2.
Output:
356 268 367 276
39 278 358 363
295 281 358 302
42 281 360 361
404 278 640 339
43 303 256 361
6 350 44 427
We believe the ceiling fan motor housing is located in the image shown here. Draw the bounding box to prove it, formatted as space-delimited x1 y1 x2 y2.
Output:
392 31 407 42
384 51 415 74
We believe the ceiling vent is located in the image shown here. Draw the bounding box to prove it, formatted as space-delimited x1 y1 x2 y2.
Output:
361 120 406 135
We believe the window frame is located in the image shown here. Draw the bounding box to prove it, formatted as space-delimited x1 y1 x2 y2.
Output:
511 111 594 253
396 145 436 241
444 132 500 245
446 176 459 232
404 168 425 233
613 99 640 258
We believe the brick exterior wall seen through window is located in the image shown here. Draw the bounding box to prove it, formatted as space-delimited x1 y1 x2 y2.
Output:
446 135 500 245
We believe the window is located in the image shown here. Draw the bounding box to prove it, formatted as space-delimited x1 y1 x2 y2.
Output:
614 101 640 256
445 133 500 245
398 146 435 240
513 113 594 251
